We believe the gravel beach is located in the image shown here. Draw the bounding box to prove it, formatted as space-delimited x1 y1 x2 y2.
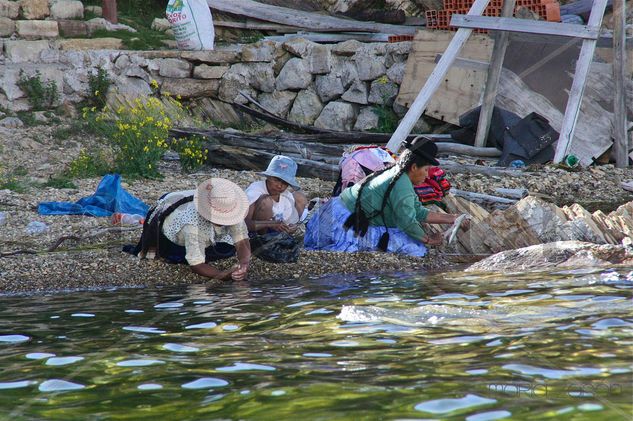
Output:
1 121 632 294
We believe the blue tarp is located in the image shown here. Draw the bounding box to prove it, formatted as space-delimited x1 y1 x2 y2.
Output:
38 174 149 217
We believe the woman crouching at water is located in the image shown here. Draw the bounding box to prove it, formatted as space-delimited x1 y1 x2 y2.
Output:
304 137 468 256
134 178 251 281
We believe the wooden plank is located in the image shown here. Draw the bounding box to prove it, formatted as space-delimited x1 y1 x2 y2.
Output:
265 32 391 43
206 0 417 35
386 0 492 152
450 15 599 40
395 31 495 125
553 0 609 163
613 0 629 168
473 0 516 148
214 19 301 32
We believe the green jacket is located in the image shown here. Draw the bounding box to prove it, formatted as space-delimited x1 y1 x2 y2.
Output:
340 166 429 241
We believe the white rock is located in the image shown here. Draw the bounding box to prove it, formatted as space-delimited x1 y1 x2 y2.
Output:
0 16 15 37
314 101 357 131
331 39 363 56
276 58 312 91
193 64 229 79
355 50 386 81
19 0 49 19
368 78 398 105
241 40 276 62
386 61 405 85
4 40 50 63
0 117 24 128
151 18 170 32
288 88 323 126
515 196 571 242
218 69 254 104
0 0 20 19
341 79 368 105
282 38 314 57
157 58 192 78
85 17 136 34
314 72 344 102
307 44 331 75
50 0 83 20
258 90 297 119
353 107 379 131
16 20 59 40
331 56 359 88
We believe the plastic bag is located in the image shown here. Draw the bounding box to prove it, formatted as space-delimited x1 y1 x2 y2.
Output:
166 0 215 51
250 232 300 264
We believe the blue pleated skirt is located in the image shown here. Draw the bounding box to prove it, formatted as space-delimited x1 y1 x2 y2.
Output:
304 197 427 257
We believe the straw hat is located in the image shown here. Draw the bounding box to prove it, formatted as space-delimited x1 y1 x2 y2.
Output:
194 178 249 226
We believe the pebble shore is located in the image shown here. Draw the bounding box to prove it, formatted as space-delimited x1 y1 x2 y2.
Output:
1 121 632 294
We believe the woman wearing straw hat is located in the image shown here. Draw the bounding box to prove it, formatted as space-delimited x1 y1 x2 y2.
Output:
245 155 308 234
136 178 251 281
304 137 468 256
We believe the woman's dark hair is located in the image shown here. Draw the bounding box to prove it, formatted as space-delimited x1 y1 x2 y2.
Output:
343 138 435 251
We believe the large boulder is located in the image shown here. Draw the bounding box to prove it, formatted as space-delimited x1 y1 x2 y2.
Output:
467 241 633 272
0 0 20 19
288 88 323 126
276 58 312 91
15 20 59 40
19 0 49 19
314 101 357 131
50 0 83 20
258 90 297 119
0 16 15 37
4 40 50 63
157 58 192 78
341 79 368 105
314 72 345 102
514 196 571 243
353 106 379 131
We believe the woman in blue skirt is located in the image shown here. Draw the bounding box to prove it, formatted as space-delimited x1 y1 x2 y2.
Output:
304 137 467 257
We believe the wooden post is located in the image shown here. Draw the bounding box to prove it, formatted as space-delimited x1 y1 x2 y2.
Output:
473 0 516 148
613 0 628 168
552 0 608 163
385 0 491 153
102 0 118 24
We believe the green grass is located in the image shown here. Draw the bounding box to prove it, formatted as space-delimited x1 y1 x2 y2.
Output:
41 175 78 189
90 28 169 51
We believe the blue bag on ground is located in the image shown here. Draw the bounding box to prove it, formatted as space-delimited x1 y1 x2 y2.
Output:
38 174 149 217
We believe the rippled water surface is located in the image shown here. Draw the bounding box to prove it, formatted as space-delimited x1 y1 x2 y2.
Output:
0 267 632 420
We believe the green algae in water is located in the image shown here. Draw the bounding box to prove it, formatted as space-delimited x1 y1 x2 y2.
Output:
0 268 631 419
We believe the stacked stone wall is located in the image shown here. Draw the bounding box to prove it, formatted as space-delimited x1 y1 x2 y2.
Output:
1 37 421 132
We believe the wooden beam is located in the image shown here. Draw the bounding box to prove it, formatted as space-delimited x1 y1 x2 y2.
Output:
385 0 492 153
450 15 600 40
206 0 417 35
553 0 609 163
473 0 516 148
613 0 629 168
265 32 391 43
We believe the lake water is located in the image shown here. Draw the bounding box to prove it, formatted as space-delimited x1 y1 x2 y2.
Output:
0 267 632 420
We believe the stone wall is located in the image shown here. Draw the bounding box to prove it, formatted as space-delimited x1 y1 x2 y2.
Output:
0 0 136 40
1 38 420 132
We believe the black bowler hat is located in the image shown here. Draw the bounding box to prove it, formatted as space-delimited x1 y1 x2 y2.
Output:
404 136 440 166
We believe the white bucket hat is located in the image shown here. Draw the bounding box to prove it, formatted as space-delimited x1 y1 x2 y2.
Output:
259 155 300 189
194 178 249 226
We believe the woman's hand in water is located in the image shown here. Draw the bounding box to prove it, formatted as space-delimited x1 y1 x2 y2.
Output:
230 263 249 281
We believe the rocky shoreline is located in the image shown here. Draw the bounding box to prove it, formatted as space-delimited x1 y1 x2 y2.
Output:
1 120 633 295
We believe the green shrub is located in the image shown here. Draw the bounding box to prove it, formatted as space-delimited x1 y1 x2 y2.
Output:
87 66 112 110
67 148 111 178
371 104 399 133
170 135 207 173
17 70 59 111
41 175 78 189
